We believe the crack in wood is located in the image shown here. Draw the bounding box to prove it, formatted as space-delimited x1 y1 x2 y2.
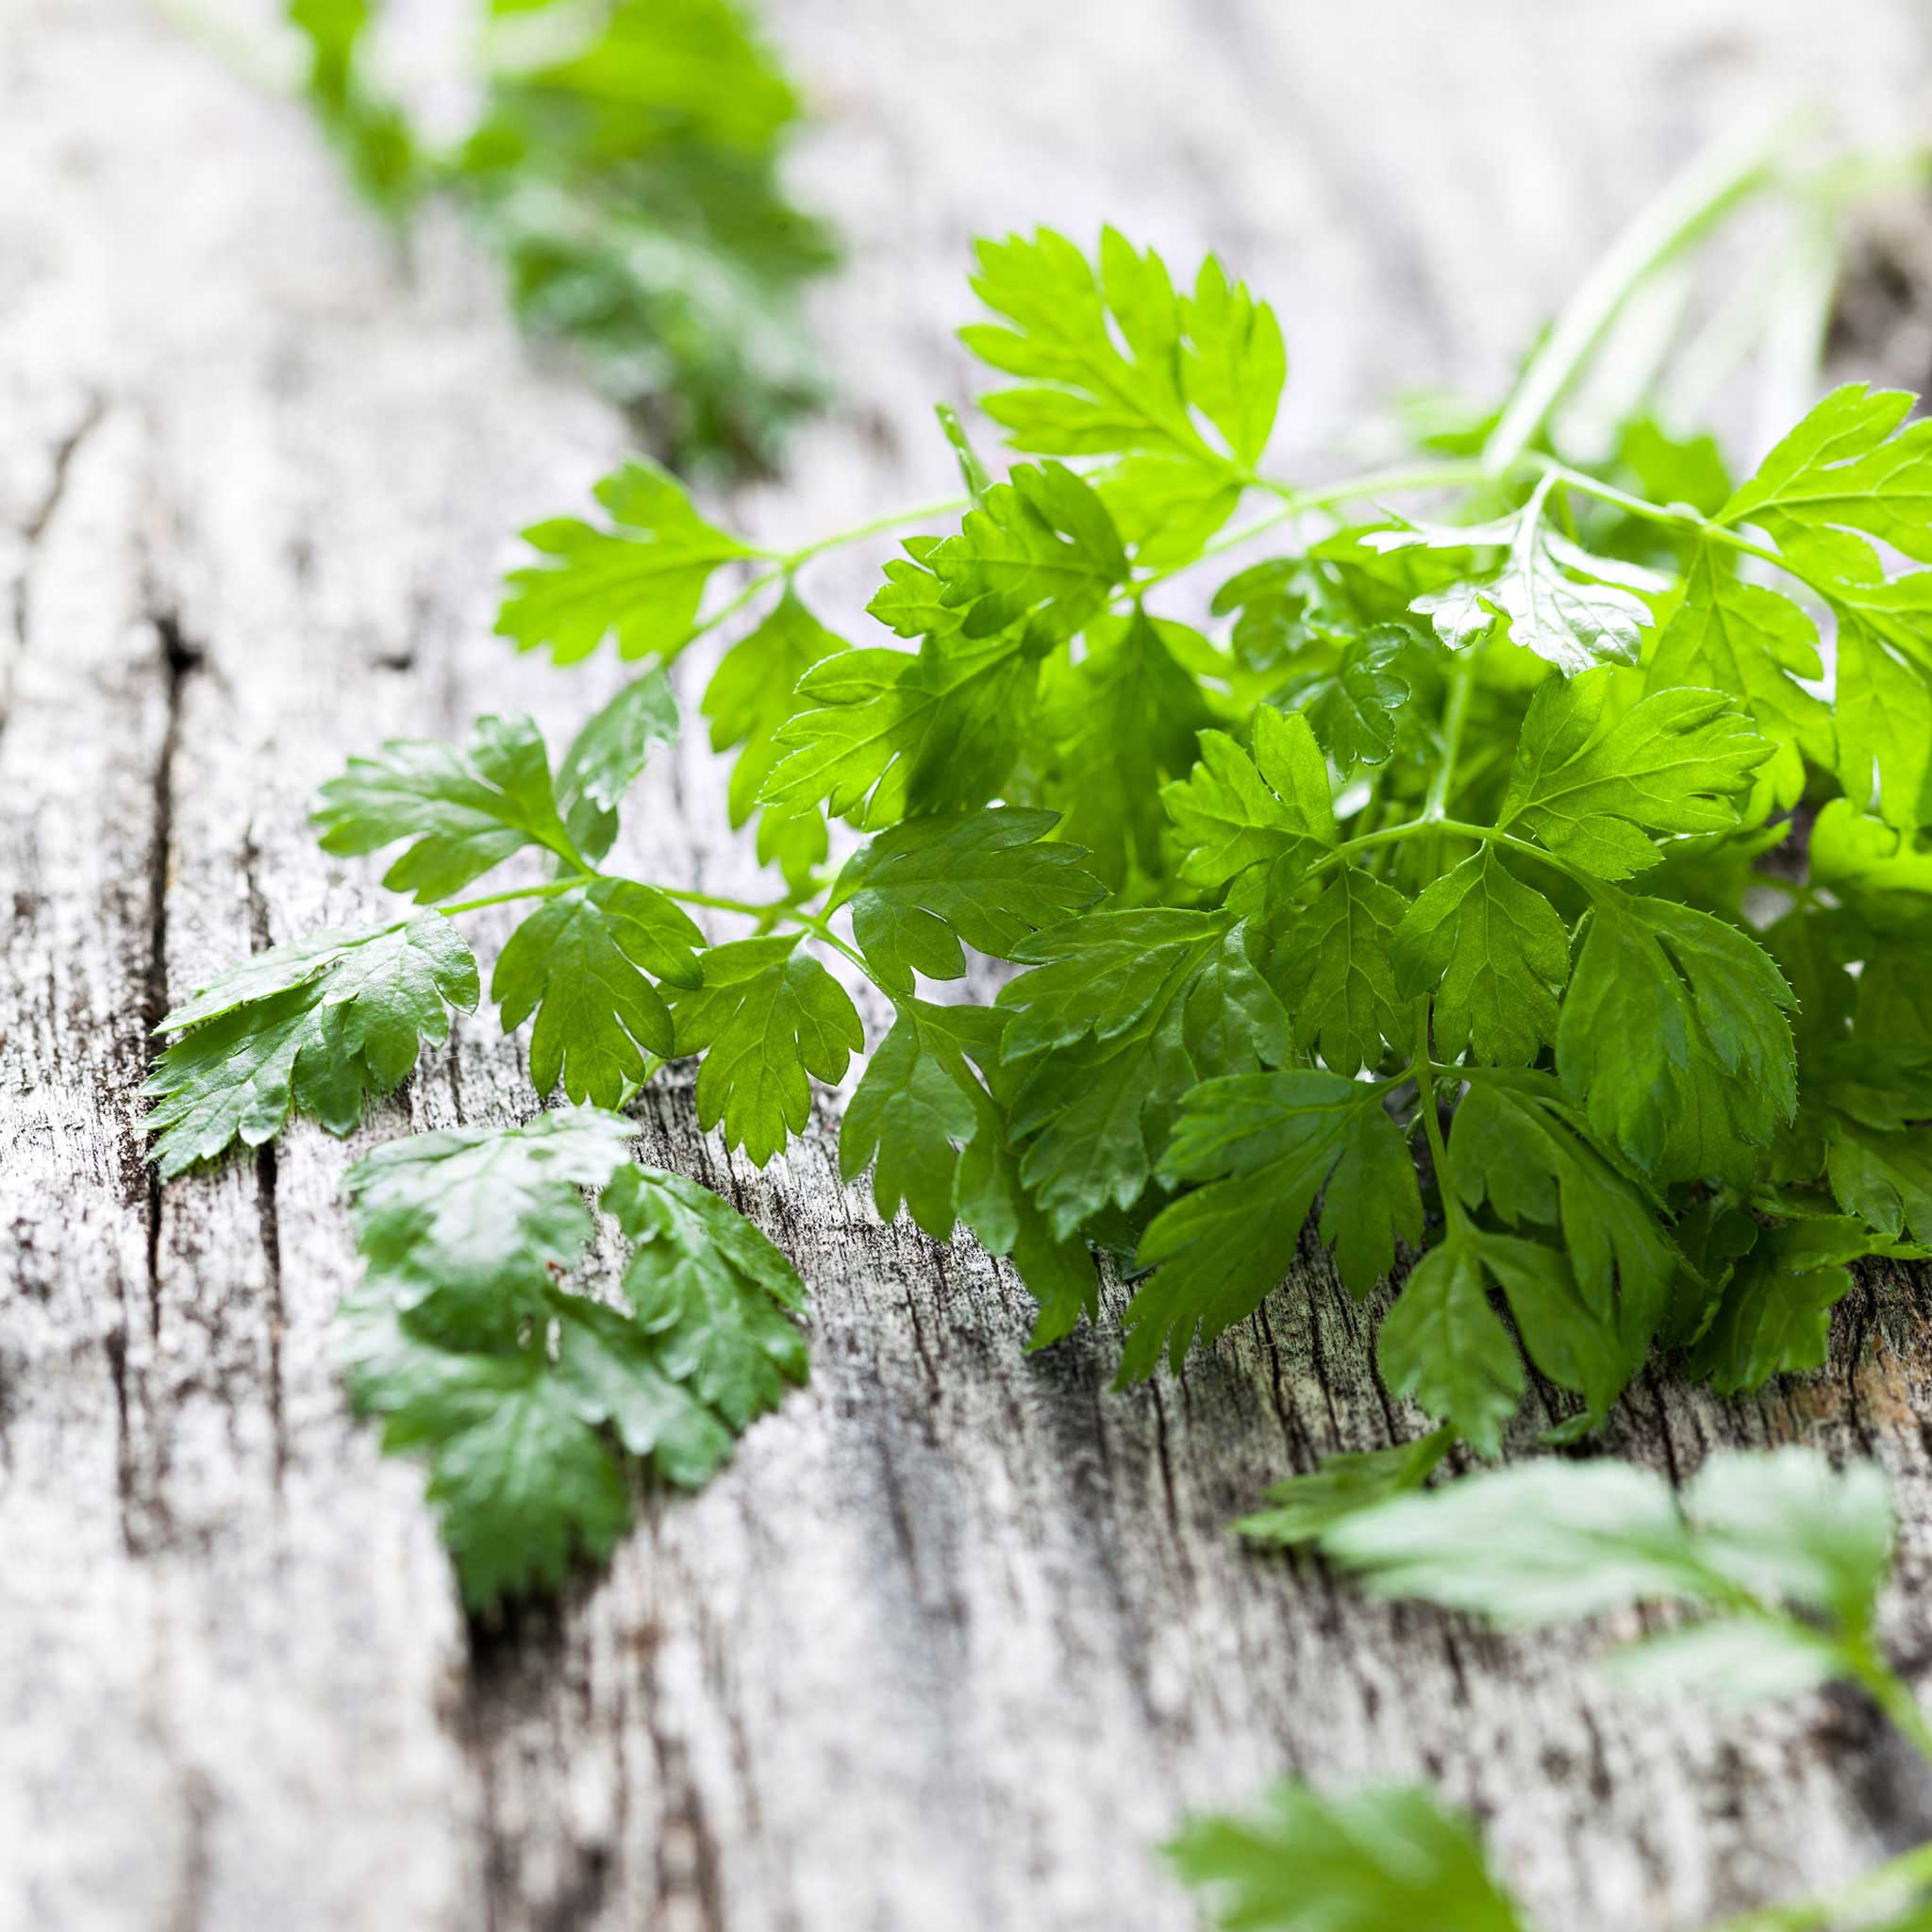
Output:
9 393 105 657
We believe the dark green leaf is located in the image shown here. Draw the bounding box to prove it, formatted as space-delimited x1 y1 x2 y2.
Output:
1282 625 1413 771
1037 609 1214 887
1161 707 1337 891
1557 896 1796 1184
492 878 704 1105
1446 1070 1674 1405
1684 1215 1870 1393
1124 1072 1421 1379
145 917 478 1174
667 934 864 1165
1392 850 1568 1066
313 712 585 902
1267 864 1409 1076
827 807 1105 993
1374 1233 1525 1457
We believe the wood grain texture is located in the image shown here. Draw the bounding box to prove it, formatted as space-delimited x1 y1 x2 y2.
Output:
4 2 1932 1928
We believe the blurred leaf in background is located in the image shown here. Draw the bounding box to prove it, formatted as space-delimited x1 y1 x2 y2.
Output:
287 0 836 475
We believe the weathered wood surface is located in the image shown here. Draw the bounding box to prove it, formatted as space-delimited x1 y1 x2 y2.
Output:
6 3 1932 1928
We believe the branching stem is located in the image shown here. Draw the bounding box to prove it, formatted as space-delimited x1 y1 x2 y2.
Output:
1409 1008 1464 1236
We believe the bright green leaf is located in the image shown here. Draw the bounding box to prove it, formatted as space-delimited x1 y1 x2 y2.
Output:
1500 669 1773 880
1169 1782 1525 1932
555 669 680 862
495 457 760 666
1161 706 1337 891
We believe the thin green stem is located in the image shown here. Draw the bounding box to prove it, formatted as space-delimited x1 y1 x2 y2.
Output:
438 876 591 918
1702 1836 1932 1932
1424 658 1477 824
1296 812 1604 903
785 907 884 988
1261 458 1497 515
780 496 973 569
1410 1010 1465 1235
660 885 809 922
670 567 788 662
1534 458 1838 600
662 496 974 669
1846 1637 1932 1771
1482 116 1786 475
1130 459 1499 601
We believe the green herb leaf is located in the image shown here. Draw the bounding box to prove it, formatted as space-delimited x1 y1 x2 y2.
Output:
341 1117 808 1607
1644 543 1830 810
924 460 1129 643
701 590 845 886
1124 1071 1421 1379
555 669 680 863
1169 1782 1526 1932
1234 1427 1456 1547
839 1000 991 1240
667 933 864 1164
145 916 478 1175
1324 1446 1892 1647
1683 1215 1870 1393
827 807 1106 994
1499 669 1773 880
961 226 1281 469
1391 850 1569 1066
497 458 759 666
313 712 586 902
760 628 1039 828
1281 624 1414 771
341 1290 636 1609
344 1106 637 1325
605 1162 809 1429
492 878 704 1106
1266 865 1410 1076
997 908 1280 1237
1556 895 1796 1184
1377 495 1664 675
1722 383 1932 578
1037 609 1214 887
1160 707 1337 891
1374 1232 1527 1457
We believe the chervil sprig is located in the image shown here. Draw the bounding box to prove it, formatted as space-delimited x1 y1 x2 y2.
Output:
150 142 1932 1601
